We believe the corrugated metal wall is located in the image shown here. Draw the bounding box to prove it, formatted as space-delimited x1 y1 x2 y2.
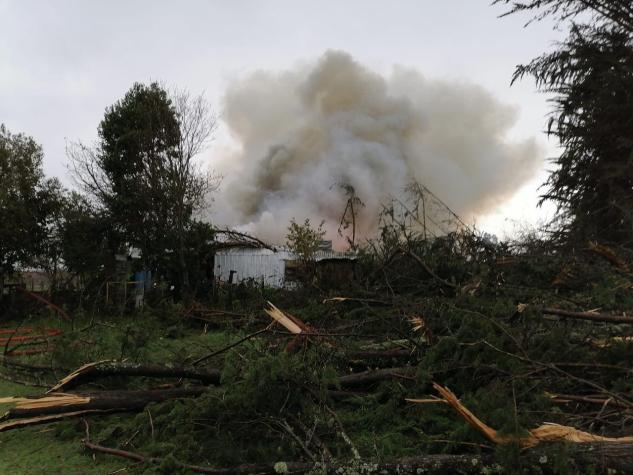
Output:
214 247 358 289
214 248 293 288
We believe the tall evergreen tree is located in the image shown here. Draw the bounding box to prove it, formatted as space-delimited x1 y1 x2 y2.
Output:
495 0 633 245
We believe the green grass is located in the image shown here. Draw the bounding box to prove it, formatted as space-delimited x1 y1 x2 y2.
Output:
0 425 125 474
0 378 126 474
0 307 243 474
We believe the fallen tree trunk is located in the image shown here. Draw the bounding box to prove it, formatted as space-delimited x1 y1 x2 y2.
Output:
0 410 118 432
2 387 205 421
348 348 413 359
83 434 633 473
550 393 633 410
48 360 221 392
84 432 493 474
337 366 414 388
47 361 412 397
17 287 72 321
543 307 633 324
322 296 393 306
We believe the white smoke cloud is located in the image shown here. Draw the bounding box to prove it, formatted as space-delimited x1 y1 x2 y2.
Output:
212 50 542 246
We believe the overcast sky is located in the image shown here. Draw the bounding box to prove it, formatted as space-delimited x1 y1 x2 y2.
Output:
0 0 564 237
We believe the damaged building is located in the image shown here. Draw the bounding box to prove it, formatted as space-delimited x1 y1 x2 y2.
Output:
213 241 357 289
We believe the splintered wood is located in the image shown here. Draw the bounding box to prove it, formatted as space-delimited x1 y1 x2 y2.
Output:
409 383 633 448
47 359 114 393
0 393 91 411
264 302 305 334
586 241 629 271
0 388 206 431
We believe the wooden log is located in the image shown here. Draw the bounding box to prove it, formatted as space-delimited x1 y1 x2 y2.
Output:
348 348 413 359
337 366 414 388
82 434 633 474
322 296 392 306
84 432 493 474
568 443 633 472
17 287 72 321
550 393 633 410
49 360 221 392
3 387 205 420
542 307 633 324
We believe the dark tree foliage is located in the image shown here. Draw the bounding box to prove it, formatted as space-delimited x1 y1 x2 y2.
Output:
98 82 181 268
70 83 218 298
0 125 63 283
495 0 633 245
60 192 111 279
493 0 633 33
165 220 216 295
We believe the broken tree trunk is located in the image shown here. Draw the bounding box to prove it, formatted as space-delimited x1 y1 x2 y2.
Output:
1 387 205 422
264 302 308 334
429 383 633 447
542 307 633 324
585 241 630 271
48 360 221 392
408 384 633 471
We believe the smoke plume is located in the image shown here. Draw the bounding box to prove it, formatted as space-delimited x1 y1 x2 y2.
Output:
213 50 541 246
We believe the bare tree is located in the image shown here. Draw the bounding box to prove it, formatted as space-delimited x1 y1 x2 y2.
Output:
169 88 221 294
336 183 365 251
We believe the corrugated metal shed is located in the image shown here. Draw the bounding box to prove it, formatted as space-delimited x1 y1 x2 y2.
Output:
214 248 293 288
214 247 357 288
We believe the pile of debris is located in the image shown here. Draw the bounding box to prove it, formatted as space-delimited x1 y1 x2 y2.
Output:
2 231 633 473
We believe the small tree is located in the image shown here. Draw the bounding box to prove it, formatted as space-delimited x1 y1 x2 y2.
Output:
286 218 326 273
337 183 365 251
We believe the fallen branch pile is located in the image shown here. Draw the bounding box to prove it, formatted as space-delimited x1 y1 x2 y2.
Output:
4 233 633 473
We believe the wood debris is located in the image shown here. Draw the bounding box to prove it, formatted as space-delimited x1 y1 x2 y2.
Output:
264 301 306 334
427 383 633 448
